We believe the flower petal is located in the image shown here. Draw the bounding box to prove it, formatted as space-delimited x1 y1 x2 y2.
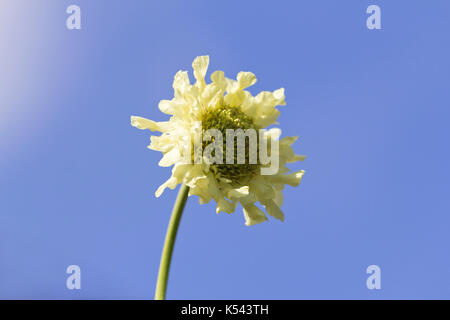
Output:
237 71 257 90
173 70 191 96
265 170 305 187
216 198 235 214
192 55 209 87
155 164 191 197
210 70 229 91
264 199 285 222
242 204 268 226
227 186 249 200
158 148 180 167
130 116 160 131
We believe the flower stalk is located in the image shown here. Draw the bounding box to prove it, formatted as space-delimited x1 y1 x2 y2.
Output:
154 184 190 300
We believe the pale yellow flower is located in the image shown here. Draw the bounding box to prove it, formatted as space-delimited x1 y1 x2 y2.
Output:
131 56 305 226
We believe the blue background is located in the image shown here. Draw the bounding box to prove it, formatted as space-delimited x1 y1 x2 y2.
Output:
1 0 449 299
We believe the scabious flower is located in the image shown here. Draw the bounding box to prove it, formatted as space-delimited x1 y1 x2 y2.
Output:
131 56 305 226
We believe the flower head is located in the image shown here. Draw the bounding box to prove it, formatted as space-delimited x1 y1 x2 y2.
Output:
131 56 305 226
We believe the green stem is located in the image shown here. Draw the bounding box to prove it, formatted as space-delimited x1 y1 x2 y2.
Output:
154 184 190 300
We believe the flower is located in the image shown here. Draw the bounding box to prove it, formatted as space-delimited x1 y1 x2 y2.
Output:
131 56 305 226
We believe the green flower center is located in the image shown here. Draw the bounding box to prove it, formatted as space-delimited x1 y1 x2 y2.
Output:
201 105 259 184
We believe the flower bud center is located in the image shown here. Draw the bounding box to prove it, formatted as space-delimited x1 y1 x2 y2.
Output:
201 105 259 183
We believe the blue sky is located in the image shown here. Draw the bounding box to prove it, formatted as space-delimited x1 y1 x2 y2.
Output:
1 0 450 299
